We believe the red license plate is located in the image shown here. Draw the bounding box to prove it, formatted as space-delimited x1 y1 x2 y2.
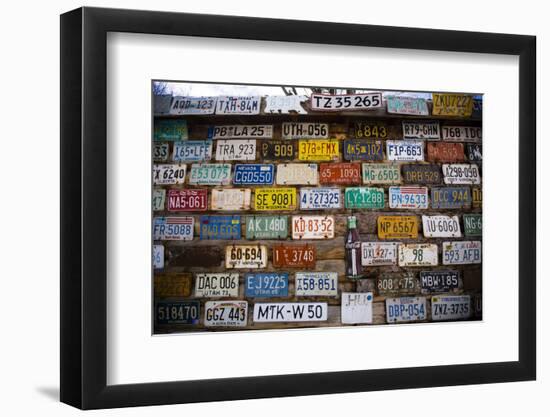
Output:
167 189 208 211
426 143 465 163
319 163 361 185
272 244 316 268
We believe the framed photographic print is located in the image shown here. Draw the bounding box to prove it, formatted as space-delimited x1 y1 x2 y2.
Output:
60 7 536 409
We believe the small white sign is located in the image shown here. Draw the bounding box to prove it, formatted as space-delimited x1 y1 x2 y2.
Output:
211 189 251 211
276 163 319 185
253 303 328 322
341 292 373 324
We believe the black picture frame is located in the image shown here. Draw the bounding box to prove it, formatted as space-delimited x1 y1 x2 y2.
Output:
60 6 536 410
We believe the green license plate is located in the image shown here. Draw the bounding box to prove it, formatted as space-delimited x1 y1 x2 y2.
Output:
463 214 482 237
245 216 288 239
344 187 385 209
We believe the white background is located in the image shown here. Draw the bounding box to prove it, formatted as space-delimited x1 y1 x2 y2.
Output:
0 0 545 416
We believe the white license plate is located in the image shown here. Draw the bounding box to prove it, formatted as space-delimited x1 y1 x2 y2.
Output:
362 163 401 184
209 125 273 139
153 164 187 185
310 93 382 111
211 189 251 211
398 244 438 266
341 292 373 324
431 295 471 321
422 215 462 238
225 245 267 268
402 121 440 139
299 188 341 209
281 122 329 139
253 302 328 322
264 95 308 114
276 163 319 185
441 126 482 141
194 273 239 297
386 140 424 161
204 301 248 327
188 163 231 185
215 96 261 115
215 139 256 161
153 143 169 161
152 189 166 211
172 141 213 162
291 215 335 240
442 164 481 184
153 244 164 269
442 241 482 265
295 272 338 296
169 96 217 115
361 242 398 266
389 186 428 209
386 297 427 323
153 217 194 241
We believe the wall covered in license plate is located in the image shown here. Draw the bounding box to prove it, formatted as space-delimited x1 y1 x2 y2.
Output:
151 82 482 333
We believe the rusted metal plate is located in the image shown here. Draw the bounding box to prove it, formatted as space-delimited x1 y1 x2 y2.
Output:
167 246 222 268
398 243 438 266
153 244 164 269
295 272 338 296
463 214 482 237
466 144 482 162
169 96 216 115
208 124 273 139
386 140 424 161
311 92 382 111
153 217 194 241
272 244 316 268
319 163 361 185
245 215 288 239
291 215 335 240
431 295 471 321
420 271 461 293
377 216 418 239
401 164 442 184
155 300 200 325
204 301 248 327
154 119 189 140
430 187 472 209
153 164 186 185
264 95 307 114
343 139 384 161
402 120 440 139
344 187 385 209
376 272 420 296
194 272 239 297
426 142 465 163
215 96 260 115
362 163 401 185
225 245 268 269
253 302 328 322
199 215 241 240
281 122 329 139
299 188 341 210
214 139 256 161
173 140 213 162
188 163 231 185
442 241 482 265
154 273 192 298
211 188 251 211
472 187 482 208
167 189 208 212
432 94 474 117
388 186 428 209
260 140 297 160
387 96 429 115
441 126 481 141
254 187 297 211
153 143 169 161
442 164 481 185
422 215 462 238
152 189 166 211
298 139 339 161
361 242 398 266
354 121 389 139
276 163 318 185
341 293 373 324
386 297 427 323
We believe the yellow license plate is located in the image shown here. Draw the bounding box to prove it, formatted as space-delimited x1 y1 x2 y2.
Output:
154 273 192 298
298 139 340 161
472 187 482 208
254 188 297 211
377 216 418 239
432 93 474 117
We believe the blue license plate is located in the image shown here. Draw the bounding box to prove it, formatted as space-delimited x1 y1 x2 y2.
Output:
199 215 241 240
173 140 213 162
343 139 384 161
430 187 471 209
155 300 200 325
245 273 289 297
233 164 274 185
